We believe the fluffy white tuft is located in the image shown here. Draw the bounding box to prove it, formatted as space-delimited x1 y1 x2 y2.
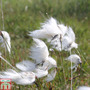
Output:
66 54 82 65
0 31 11 53
30 38 49 64
16 60 36 71
34 69 48 78
29 17 62 41
45 69 57 82
0 69 35 85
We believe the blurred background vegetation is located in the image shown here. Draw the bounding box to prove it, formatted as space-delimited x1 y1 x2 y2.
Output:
0 0 90 90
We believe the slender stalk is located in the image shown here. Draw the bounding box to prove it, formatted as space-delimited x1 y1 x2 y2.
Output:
0 56 18 71
60 36 66 85
0 56 26 79
70 50 72 90
1 0 5 31
0 0 5 71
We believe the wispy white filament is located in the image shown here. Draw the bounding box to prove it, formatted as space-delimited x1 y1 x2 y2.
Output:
0 0 11 54
70 50 72 90
45 69 57 82
0 31 11 53
0 56 17 71
16 60 36 71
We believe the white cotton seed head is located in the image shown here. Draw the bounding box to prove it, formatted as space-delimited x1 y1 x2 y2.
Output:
0 31 11 53
48 25 78 52
0 69 36 85
29 17 62 41
66 54 82 65
30 38 49 64
41 17 62 36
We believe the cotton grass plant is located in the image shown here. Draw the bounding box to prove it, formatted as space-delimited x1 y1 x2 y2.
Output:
0 17 89 90
0 1 89 89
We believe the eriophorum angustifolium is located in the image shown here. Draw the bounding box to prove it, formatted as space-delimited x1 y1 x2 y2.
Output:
0 17 89 89
0 0 89 89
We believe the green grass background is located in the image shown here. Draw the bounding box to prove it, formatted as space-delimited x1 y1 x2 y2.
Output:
0 0 90 90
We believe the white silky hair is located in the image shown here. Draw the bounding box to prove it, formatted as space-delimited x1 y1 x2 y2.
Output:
0 31 11 53
0 69 19 79
0 69 35 85
0 36 3 43
15 38 57 80
34 68 48 78
50 26 78 51
38 57 57 70
16 61 48 79
30 38 57 67
13 71 35 85
77 86 90 90
61 36 78 51
30 38 49 64
66 54 82 65
16 60 36 71
29 17 78 52
16 60 49 79
66 27 75 41
58 24 68 38
62 27 78 51
29 17 62 41
0 59 49 84
47 56 57 69
45 68 57 82
15 60 56 79
50 35 62 51
65 54 82 71
16 58 57 79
